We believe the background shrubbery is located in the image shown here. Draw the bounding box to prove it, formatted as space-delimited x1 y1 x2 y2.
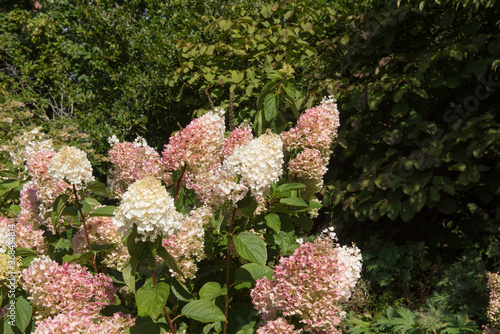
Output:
1 0 500 332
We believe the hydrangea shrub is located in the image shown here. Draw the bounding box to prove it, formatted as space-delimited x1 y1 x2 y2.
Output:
0 97 361 334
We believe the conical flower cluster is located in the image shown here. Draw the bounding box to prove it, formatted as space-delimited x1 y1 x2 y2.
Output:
48 146 94 186
113 176 183 241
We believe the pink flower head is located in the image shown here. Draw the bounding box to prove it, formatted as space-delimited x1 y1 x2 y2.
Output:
22 256 117 319
26 150 56 181
72 214 129 270
108 136 168 195
162 206 212 282
281 96 340 158
256 317 300 334
0 217 46 254
222 124 253 158
161 109 225 174
288 148 327 181
34 311 134 334
251 229 361 334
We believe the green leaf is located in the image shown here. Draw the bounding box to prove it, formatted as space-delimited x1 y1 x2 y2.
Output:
280 197 307 207
283 82 296 98
182 300 226 323
387 201 402 220
257 81 278 111
199 282 227 301
130 322 162 334
401 203 415 222
290 214 314 232
0 170 17 179
171 278 194 302
204 72 216 82
206 45 215 55
264 94 278 121
267 70 283 81
86 181 107 194
391 103 409 117
136 278 170 319
274 230 296 255
61 207 78 217
235 263 274 283
264 213 280 233
123 258 138 294
2 296 32 334
83 197 101 208
409 192 427 212
276 183 305 192
157 247 185 279
51 193 70 228
210 203 231 233
89 205 117 217
15 247 38 258
233 232 267 266
261 4 273 19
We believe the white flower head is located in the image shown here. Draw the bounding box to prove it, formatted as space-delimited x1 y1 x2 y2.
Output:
223 131 284 198
48 146 94 186
108 135 119 146
112 176 183 242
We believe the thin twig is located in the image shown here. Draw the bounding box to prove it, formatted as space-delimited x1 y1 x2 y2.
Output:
222 207 237 334
151 270 176 334
174 164 188 202
72 184 98 273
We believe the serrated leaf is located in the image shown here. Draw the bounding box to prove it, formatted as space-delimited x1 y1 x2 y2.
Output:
15 296 32 332
86 181 107 194
89 205 116 217
84 197 101 208
273 230 296 255
61 207 78 217
171 279 194 302
136 279 170 319
15 247 38 258
276 183 305 192
235 263 274 283
264 94 278 121
199 282 227 301
264 213 280 233
233 232 267 266
182 300 226 323
283 82 296 98
157 247 185 279
267 70 282 81
280 197 307 207
123 259 138 294
0 170 17 179
51 193 70 228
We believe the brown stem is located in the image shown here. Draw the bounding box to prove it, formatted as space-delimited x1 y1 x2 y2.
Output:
174 164 188 202
73 184 98 273
222 208 237 334
151 270 176 334
0 188 13 209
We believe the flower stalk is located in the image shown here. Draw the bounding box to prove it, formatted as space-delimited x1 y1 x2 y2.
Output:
73 184 98 273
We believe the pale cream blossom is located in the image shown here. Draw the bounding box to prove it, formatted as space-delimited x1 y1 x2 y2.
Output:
113 176 183 241
48 146 94 186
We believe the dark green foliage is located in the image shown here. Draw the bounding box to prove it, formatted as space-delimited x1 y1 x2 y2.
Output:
2 0 500 331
